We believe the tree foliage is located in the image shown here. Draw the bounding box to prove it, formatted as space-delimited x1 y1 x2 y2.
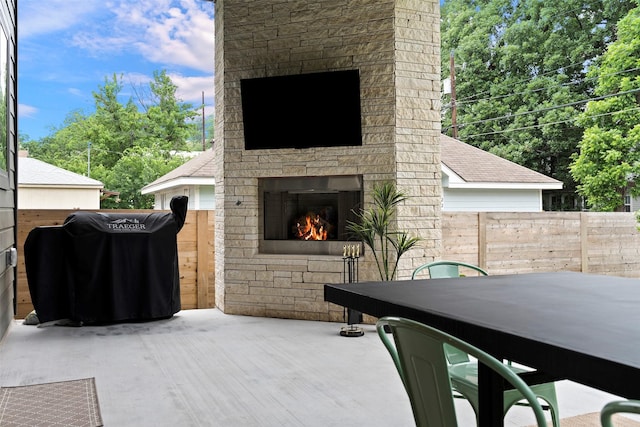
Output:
441 0 637 210
22 71 201 208
570 6 640 211
102 145 187 209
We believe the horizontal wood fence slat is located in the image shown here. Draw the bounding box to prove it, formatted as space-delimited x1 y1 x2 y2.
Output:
15 209 215 319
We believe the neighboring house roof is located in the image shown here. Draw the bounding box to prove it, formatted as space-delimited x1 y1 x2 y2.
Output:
141 140 560 195
18 157 104 188
440 134 563 190
141 149 216 194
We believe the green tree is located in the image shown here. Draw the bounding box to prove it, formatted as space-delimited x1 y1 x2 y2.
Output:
22 71 199 209
101 145 187 209
186 114 215 149
441 0 637 210
88 74 145 169
570 6 640 211
144 70 199 151
22 111 93 173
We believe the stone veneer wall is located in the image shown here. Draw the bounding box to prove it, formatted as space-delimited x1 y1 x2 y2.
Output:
214 0 441 321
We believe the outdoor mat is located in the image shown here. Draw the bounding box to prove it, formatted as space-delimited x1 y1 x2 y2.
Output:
526 411 640 426
0 377 103 427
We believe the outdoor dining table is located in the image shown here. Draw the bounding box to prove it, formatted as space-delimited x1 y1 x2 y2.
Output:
324 271 640 427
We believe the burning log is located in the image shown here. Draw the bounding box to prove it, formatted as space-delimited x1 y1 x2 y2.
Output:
293 211 333 240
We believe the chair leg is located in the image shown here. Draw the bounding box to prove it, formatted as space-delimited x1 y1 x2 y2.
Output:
503 395 560 427
453 372 559 426
543 397 560 427
452 389 480 425
460 393 559 427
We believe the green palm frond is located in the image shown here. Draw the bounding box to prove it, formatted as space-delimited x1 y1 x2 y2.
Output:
345 181 422 281
373 181 408 211
391 232 422 257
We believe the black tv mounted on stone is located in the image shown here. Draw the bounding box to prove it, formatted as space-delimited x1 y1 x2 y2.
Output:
240 69 363 150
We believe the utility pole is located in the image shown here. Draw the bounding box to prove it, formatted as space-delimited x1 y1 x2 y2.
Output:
450 50 458 138
87 142 91 177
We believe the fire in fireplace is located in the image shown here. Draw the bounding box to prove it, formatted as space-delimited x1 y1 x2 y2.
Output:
293 211 332 241
259 175 363 255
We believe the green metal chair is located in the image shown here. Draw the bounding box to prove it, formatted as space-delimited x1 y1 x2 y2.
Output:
377 316 548 427
411 260 488 279
410 260 560 427
601 400 640 427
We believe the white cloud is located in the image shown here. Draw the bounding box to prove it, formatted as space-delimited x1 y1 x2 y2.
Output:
169 73 215 105
71 0 215 73
115 72 213 112
18 104 38 119
19 0 102 38
67 88 85 97
121 72 154 87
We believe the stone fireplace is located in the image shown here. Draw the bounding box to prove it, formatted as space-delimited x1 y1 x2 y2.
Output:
214 0 442 321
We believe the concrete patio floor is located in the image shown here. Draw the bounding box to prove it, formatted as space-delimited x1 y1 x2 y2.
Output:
0 309 632 426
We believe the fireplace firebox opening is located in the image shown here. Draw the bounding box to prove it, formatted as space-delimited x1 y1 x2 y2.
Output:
259 175 363 255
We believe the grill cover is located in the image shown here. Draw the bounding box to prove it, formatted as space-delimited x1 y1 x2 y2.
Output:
25 196 188 324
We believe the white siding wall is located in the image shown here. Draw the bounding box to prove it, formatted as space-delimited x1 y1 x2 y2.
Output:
153 185 215 210
153 194 162 210
18 187 101 209
443 188 543 212
199 186 215 209
154 187 189 210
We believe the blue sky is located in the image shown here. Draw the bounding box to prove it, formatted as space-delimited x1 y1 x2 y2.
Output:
18 0 215 141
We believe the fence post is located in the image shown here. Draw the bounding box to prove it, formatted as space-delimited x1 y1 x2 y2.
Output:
478 212 487 270
196 210 209 308
580 212 588 273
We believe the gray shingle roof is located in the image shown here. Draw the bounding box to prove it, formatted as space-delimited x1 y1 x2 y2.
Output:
142 149 216 191
440 134 561 185
142 140 560 193
18 157 104 187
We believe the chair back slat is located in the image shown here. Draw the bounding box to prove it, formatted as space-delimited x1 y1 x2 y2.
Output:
411 260 488 280
379 320 458 427
428 264 461 278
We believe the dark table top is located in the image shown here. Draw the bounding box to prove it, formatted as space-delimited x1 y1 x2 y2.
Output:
325 271 640 399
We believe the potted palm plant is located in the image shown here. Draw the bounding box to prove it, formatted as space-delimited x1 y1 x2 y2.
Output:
346 181 422 281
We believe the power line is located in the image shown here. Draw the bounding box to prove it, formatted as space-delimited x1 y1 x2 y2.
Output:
450 87 640 129
459 106 640 139
454 60 589 104
448 67 640 108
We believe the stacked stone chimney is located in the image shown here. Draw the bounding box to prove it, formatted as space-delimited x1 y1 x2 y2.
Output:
214 0 441 320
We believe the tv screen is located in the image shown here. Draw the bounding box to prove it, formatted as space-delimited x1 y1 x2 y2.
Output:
240 70 363 150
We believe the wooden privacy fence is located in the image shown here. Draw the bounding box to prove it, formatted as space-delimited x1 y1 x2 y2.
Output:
15 210 640 319
15 209 215 319
442 212 640 277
